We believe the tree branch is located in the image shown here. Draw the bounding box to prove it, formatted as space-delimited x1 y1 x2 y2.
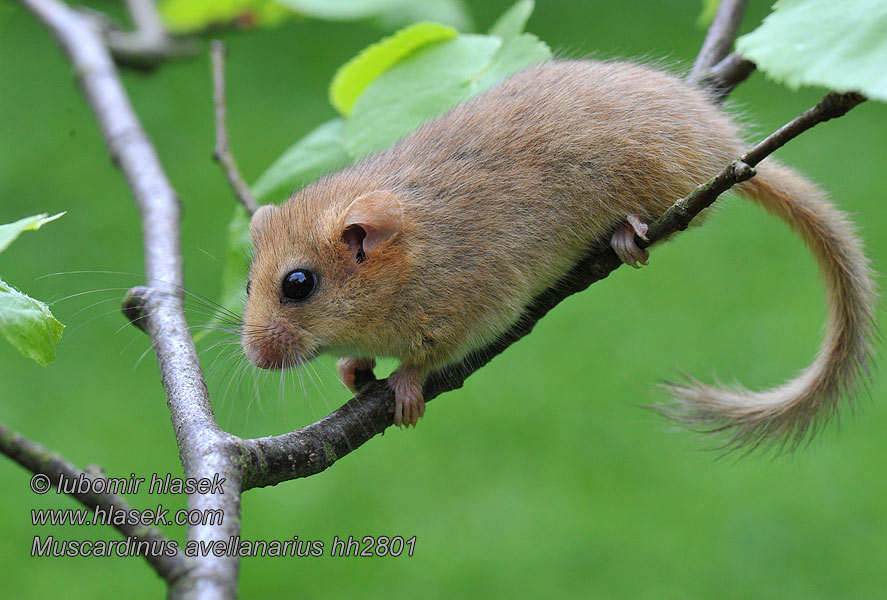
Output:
0 422 186 582
129 289 246 600
240 89 866 491
690 0 749 85
20 1 242 597
699 51 757 102
211 40 259 216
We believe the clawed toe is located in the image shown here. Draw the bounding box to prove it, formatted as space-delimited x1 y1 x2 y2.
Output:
610 214 650 268
626 214 649 241
389 366 425 428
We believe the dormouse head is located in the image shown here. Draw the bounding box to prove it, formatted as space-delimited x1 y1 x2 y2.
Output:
241 188 408 370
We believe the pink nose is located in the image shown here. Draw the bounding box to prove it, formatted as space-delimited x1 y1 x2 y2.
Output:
252 344 287 370
243 321 298 370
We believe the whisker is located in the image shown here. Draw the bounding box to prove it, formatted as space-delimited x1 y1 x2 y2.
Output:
42 270 245 325
134 342 156 369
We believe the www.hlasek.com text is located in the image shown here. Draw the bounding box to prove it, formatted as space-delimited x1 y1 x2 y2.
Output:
32 503 224 527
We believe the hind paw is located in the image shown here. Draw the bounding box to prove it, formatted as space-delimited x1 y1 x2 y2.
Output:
611 214 650 268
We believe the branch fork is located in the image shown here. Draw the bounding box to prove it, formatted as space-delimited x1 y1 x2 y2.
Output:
78 0 198 72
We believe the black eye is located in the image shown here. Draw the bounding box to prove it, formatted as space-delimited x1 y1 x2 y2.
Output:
282 270 315 301
246 279 251 296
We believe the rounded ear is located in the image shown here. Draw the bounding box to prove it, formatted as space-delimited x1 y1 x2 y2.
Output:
249 204 277 239
340 191 403 263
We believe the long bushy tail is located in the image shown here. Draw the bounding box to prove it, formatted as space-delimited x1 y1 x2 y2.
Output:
664 159 876 451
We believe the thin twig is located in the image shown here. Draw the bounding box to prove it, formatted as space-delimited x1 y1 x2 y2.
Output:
0 422 186 582
211 40 259 216
240 90 866 491
690 0 749 86
740 92 865 166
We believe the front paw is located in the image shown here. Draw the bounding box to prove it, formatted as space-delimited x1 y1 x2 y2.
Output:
388 366 425 427
337 357 376 393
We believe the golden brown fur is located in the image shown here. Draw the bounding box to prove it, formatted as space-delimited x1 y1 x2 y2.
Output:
242 59 875 440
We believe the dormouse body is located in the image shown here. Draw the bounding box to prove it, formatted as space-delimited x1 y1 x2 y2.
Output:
243 60 874 445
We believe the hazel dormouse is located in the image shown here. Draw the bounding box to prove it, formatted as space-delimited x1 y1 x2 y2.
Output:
241 60 874 446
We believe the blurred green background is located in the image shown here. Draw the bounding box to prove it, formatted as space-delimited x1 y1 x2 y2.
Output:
2 1 886 598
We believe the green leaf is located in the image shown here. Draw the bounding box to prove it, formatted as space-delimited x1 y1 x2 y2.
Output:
0 212 64 254
161 0 475 32
0 278 64 366
488 0 533 39
330 22 459 116
159 0 289 34
469 32 551 96
343 14 551 161
251 118 351 202
274 0 401 20
373 0 474 32
696 0 719 28
344 34 502 159
736 0 887 101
